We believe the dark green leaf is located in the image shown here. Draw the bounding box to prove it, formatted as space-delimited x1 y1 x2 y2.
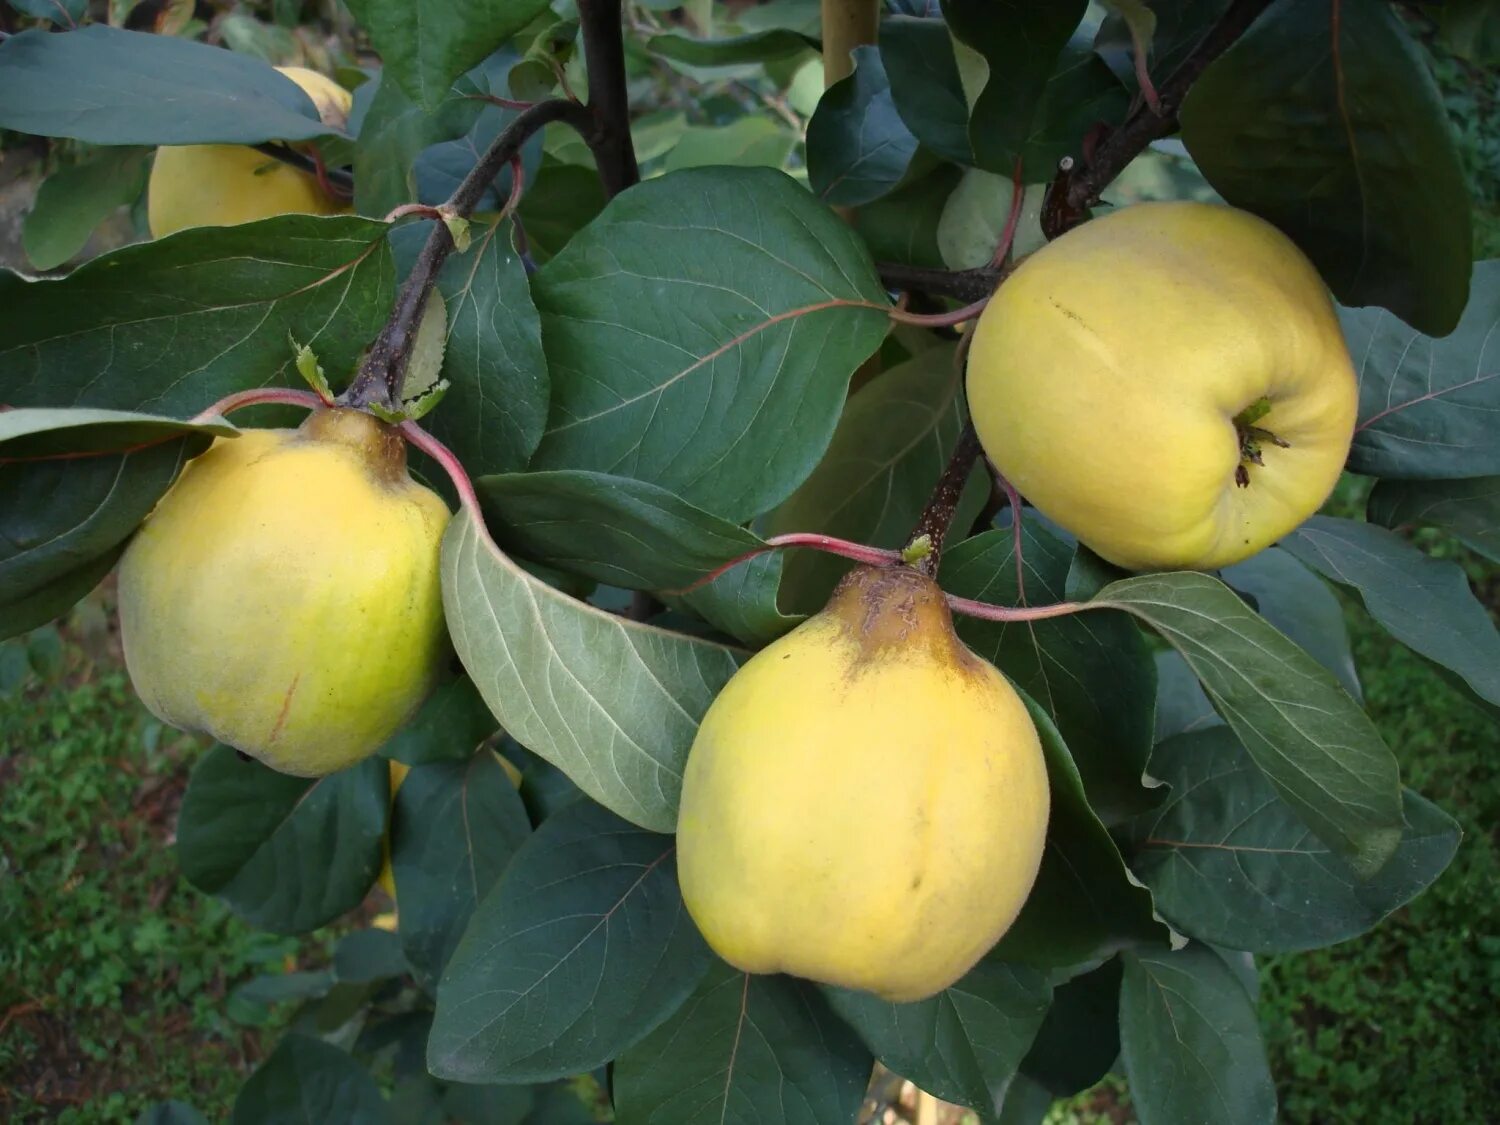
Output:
23 146 151 271
1020 958 1122 1097
530 167 890 522
516 158 606 263
441 509 742 832
414 97 543 209
0 216 392 414
1282 516 1500 710
177 747 387 934
231 1034 389 1124
1440 0 1500 64
826 956 1052 1117
943 0 1093 177
503 740 586 825
392 752 532 989
764 342 971 615
351 72 484 217
1119 945 1276 1125
428 800 709 1083
879 16 973 165
231 970 336 1009
477 470 794 645
1342 260 1500 478
333 928 408 983
0 544 121 642
0 408 237 458
854 161 964 268
1130 727 1459 952
1097 0 1229 84
442 1082 534 1125
613 959 872 1125
344 0 551 110
807 46 919 206
1094 571 1404 877
943 524 1157 822
0 27 345 144
380 676 499 767
1152 650 1218 743
1180 0 1471 336
995 1075 1054 1125
0 436 205 606
994 695 1168 967
646 28 817 67
8 0 86 26
1368 476 1500 564
1222 546 1360 699
664 117 798 172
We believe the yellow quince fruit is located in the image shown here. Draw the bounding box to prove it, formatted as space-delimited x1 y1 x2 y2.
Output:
676 565 1049 1003
118 408 450 777
147 66 352 238
967 201 1357 572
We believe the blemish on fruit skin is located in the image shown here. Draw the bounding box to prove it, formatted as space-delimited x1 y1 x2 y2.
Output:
267 673 301 745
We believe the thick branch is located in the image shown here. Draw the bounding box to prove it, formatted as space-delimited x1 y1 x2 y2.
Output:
576 0 640 198
252 143 354 194
340 99 584 409
1042 0 1274 237
907 424 982 578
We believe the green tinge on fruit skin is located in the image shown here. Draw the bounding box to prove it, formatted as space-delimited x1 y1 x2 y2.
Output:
118 411 451 777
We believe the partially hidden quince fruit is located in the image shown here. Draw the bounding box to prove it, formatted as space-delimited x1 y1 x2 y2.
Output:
118 408 450 777
967 201 1358 572
676 565 1049 1003
147 66 352 238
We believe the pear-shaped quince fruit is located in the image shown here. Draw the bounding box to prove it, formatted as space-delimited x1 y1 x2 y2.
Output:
118 408 450 777
967 201 1357 572
147 66 352 239
676 565 1049 1002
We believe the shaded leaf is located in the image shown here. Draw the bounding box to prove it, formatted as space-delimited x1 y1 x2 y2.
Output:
1094 571 1404 877
391 752 533 989
855 161 963 268
827 956 1052 1118
1368 475 1500 564
177 747 386 934
1180 0 1471 336
1130 727 1460 952
942 523 1157 822
516 158 607 263
440 508 742 832
1020 958 1122 1097
0 544 121 641
879 16 973 165
231 1034 389 1124
1342 260 1500 479
380 676 499 767
614 959 872 1125
0 408 236 458
136 1102 209 1125
1119 945 1276 1125
646 28 817 67
333 928 408 983
23 146 151 272
0 26 346 144
0 216 392 415
1152 650 1218 743
428 800 709 1083
807 45 919 206
664 117 798 172
530 167 890 522
344 0 551 110
477 469 794 645
1283 516 1500 711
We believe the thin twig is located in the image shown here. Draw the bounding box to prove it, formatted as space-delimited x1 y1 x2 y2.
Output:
1041 0 1274 237
339 99 586 410
906 424 982 578
251 143 354 194
878 261 1009 303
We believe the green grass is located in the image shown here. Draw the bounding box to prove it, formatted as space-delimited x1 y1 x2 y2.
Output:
0 624 323 1123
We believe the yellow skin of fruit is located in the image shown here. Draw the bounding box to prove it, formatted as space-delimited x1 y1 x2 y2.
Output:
377 753 522 900
147 66 352 238
676 566 1050 1003
118 408 450 777
967 201 1358 572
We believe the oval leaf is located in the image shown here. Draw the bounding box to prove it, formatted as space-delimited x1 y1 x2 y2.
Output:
427 799 709 1083
231 1034 389 1124
440 507 742 833
177 747 387 934
1368 475 1500 564
529 166 891 522
807 45 919 207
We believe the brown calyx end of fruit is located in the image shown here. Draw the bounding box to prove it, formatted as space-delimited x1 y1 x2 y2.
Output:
822 565 983 673
298 407 408 484
1232 396 1291 489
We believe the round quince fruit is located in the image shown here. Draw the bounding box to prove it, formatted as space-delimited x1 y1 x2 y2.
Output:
118 408 450 777
676 565 1049 1003
147 66 352 238
967 201 1357 572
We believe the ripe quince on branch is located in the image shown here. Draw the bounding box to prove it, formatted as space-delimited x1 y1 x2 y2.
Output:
676 565 1049 1003
147 66 352 238
967 201 1358 572
118 408 450 777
